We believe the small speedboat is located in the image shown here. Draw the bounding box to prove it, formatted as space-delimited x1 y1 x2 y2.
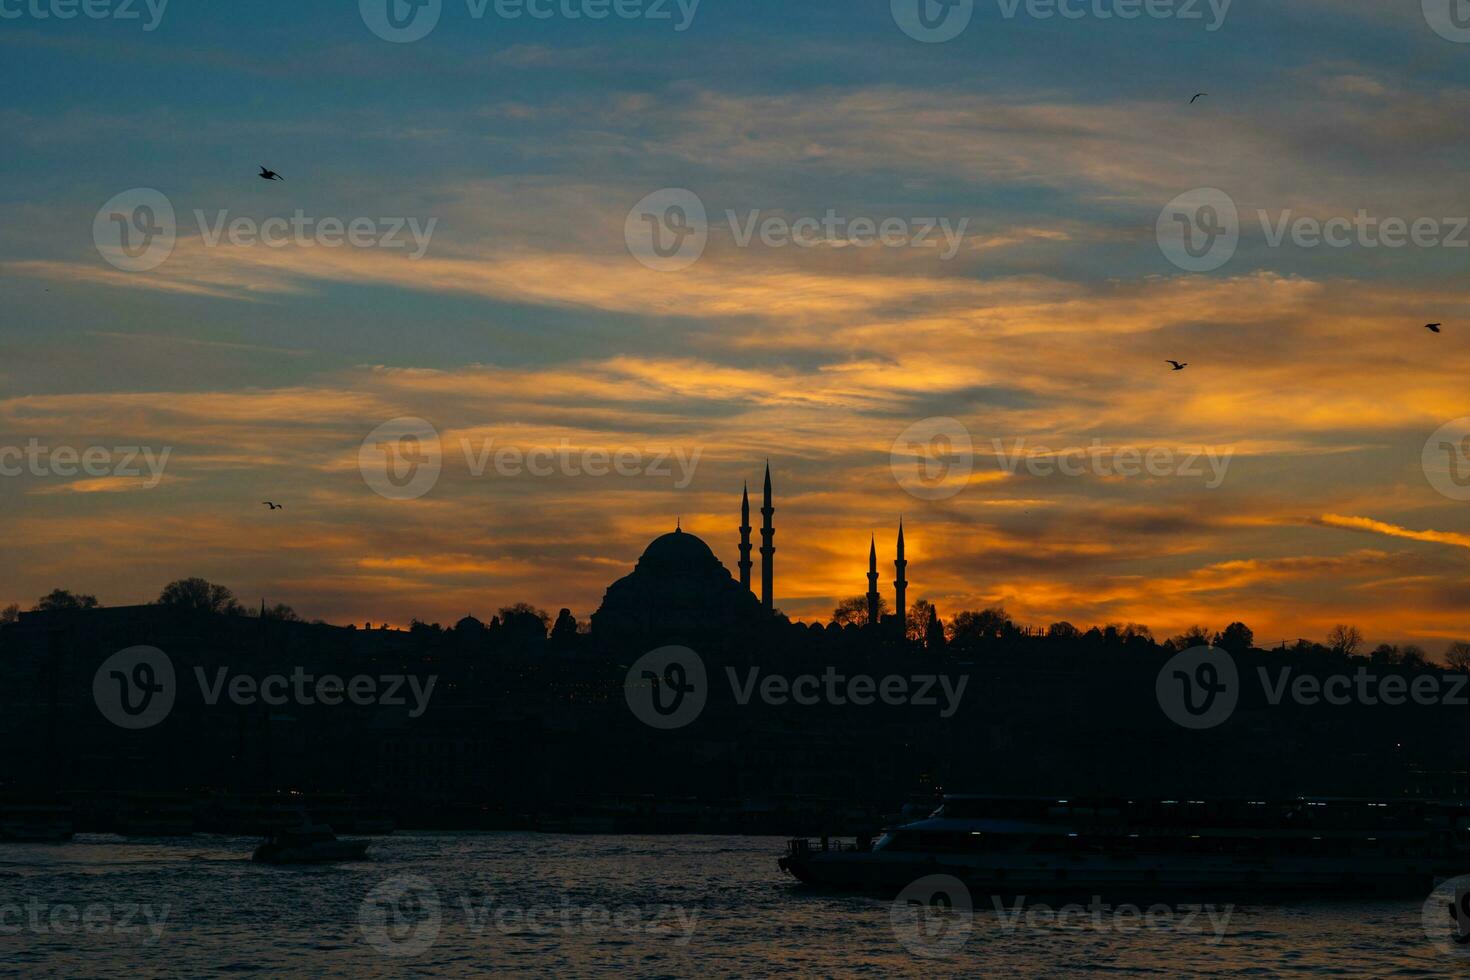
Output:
251 817 370 865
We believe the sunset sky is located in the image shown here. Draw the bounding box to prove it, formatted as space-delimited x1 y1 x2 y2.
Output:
3 1 1470 650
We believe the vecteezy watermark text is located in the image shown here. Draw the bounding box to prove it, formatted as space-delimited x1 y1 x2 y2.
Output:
887 418 1233 501
1159 188 1470 273
358 876 698 958
0 900 169 941
460 438 700 488
0 0 168 30
195 211 437 259
624 647 970 729
1156 645 1470 730
624 189 971 271
891 0 1231 44
0 440 170 487
93 646 438 730
889 875 1232 958
93 189 438 272
992 439 1232 488
360 0 700 44
359 417 703 501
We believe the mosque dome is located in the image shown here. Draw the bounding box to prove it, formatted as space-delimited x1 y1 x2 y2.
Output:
590 525 765 644
637 528 720 571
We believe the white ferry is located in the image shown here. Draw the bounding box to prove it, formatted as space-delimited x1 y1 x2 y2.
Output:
779 795 1470 897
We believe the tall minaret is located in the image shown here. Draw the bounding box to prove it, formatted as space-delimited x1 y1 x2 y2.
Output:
760 462 775 613
738 481 753 593
893 520 908 630
866 535 881 626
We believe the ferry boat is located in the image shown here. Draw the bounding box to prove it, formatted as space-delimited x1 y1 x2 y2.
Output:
251 815 371 865
779 795 1470 898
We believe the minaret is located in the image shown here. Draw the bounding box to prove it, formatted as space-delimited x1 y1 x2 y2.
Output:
760 462 775 613
738 481 753 593
893 520 908 632
866 536 881 626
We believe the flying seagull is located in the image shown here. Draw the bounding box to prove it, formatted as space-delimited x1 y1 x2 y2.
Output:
1426 323 1443 333
262 501 283 510
258 166 283 181
1190 93 1207 104
1166 360 1189 371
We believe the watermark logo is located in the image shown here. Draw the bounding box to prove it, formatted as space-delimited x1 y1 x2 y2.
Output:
892 0 974 42
360 876 442 957
1423 417 1470 501
93 646 175 730
625 188 708 272
1424 0 1470 43
93 188 175 273
1156 645 1238 730
891 417 974 501
360 0 442 42
1157 188 1238 273
360 417 443 501
625 646 707 730
1422 875 1470 958
891 875 973 958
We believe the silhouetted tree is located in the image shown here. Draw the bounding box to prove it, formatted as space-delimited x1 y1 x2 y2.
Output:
1446 641 1470 672
0 604 17 625
1400 645 1429 669
948 607 1016 648
1046 621 1080 641
550 608 579 646
34 589 99 611
156 578 242 615
1169 625 1212 651
1214 622 1254 655
1368 644 1401 666
924 604 945 651
1328 624 1364 658
832 595 887 628
409 619 443 636
905 600 940 644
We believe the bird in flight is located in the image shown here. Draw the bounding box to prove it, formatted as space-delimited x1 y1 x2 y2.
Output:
262 501 283 510
1166 360 1189 371
1426 323 1443 333
1190 93 1207 104
258 166 284 181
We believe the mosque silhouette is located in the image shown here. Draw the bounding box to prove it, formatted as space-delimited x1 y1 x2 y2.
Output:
589 464 910 642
